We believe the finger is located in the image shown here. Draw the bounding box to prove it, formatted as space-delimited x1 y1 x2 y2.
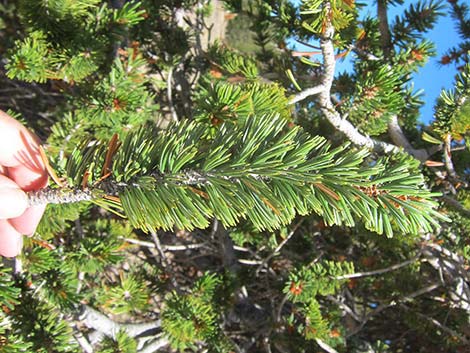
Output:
0 110 43 169
6 164 47 235
7 163 48 191
0 219 23 257
0 175 28 219
9 205 46 236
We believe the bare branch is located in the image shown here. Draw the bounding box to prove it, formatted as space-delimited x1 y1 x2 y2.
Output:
422 242 470 311
289 85 325 105
27 187 93 207
138 335 171 353
166 66 178 123
122 237 208 251
238 258 263 265
444 133 458 179
388 115 436 161
255 219 304 276
78 305 162 340
401 303 469 344
74 332 94 353
348 43 380 61
335 254 421 280
327 295 361 322
316 9 400 155
346 283 441 337
377 0 392 59
441 195 470 217
315 338 339 353
275 293 290 324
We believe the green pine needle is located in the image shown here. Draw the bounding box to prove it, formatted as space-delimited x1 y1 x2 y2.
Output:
55 114 448 237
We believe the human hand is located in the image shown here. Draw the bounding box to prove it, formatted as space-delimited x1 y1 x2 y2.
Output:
0 110 48 257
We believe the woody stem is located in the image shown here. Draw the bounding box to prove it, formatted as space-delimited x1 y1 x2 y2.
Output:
26 187 95 207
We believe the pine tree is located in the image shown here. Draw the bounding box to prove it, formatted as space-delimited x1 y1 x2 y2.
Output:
0 0 470 352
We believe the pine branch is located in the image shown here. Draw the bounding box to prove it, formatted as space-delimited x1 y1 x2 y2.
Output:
400 303 470 344
315 339 339 353
387 115 438 162
138 336 171 353
33 114 446 237
27 188 94 207
291 2 438 162
335 253 421 280
78 305 163 340
441 195 470 217
316 3 399 155
289 85 325 104
377 0 392 59
346 283 442 338
311 4 435 161
444 133 458 179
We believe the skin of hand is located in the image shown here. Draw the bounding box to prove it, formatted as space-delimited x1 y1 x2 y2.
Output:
0 110 48 257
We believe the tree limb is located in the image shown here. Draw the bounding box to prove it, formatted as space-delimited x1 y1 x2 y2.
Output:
315 338 339 353
387 115 437 161
377 0 393 59
346 283 441 337
441 195 470 217
255 219 304 276
335 253 421 280
166 66 179 123
316 12 400 154
78 305 162 340
289 85 325 105
401 303 469 344
444 133 458 179
138 335 171 353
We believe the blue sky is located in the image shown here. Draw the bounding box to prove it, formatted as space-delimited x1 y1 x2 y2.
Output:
288 0 461 124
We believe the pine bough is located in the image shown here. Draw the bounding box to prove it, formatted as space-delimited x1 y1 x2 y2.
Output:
30 114 446 237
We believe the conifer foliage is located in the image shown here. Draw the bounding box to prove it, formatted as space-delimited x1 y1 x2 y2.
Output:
0 0 470 352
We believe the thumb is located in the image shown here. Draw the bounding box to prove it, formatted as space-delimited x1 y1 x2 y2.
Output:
0 175 28 219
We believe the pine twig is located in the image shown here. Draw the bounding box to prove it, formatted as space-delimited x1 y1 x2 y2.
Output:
27 187 94 207
400 303 469 344
444 133 458 179
167 66 179 123
346 283 441 337
138 335 171 353
315 338 339 353
289 85 325 105
255 219 304 276
121 237 208 251
377 0 392 59
441 195 470 217
387 115 436 162
335 253 421 280
78 305 162 340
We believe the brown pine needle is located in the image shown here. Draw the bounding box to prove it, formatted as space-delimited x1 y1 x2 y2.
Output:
39 145 64 187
